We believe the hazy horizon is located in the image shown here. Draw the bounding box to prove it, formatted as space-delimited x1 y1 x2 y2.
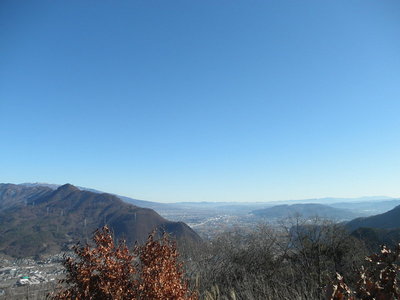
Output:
2 0 400 202
5 181 398 204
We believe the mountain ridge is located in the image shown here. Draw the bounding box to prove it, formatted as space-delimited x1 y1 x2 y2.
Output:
346 204 400 231
251 203 359 221
0 183 201 258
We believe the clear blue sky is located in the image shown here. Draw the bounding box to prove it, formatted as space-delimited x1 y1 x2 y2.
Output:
1 0 400 202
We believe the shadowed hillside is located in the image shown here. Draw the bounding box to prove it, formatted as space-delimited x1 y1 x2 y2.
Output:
346 204 400 231
0 184 201 258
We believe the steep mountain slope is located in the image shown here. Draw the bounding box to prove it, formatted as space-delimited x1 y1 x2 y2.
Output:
0 183 52 211
346 205 400 231
330 199 400 216
0 184 201 258
251 203 358 220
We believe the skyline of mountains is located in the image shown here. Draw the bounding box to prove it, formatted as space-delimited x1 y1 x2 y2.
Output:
0 183 201 258
4 182 400 220
251 203 360 221
3 182 400 258
347 204 400 231
15 182 397 205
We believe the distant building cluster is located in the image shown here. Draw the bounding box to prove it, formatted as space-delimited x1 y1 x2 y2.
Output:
0 254 65 299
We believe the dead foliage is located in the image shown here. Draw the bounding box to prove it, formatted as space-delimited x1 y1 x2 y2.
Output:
327 244 400 300
49 226 197 300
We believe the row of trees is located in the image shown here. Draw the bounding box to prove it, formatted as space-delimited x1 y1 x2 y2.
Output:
50 218 400 299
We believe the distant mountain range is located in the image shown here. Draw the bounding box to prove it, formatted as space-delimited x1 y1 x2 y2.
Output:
0 183 201 258
280 196 395 204
3 182 400 258
250 201 400 251
251 203 359 221
330 200 400 216
342 204 400 251
16 183 400 216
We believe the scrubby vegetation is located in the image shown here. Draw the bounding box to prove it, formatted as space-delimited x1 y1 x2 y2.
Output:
327 244 400 299
184 218 367 299
50 226 197 300
50 218 400 299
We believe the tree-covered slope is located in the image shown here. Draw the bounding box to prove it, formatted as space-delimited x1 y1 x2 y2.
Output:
0 184 201 258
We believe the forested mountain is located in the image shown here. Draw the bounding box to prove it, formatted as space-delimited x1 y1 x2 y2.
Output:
351 227 400 251
251 203 358 220
346 204 400 231
0 184 201 258
0 183 52 211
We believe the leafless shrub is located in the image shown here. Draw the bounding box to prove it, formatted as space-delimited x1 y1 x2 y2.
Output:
186 219 367 300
